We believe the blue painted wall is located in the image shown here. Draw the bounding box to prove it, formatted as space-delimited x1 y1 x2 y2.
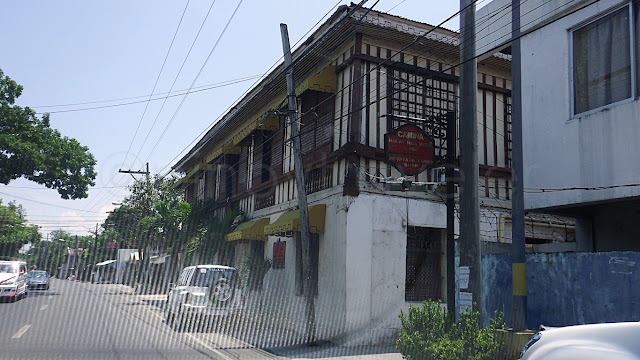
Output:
482 251 640 329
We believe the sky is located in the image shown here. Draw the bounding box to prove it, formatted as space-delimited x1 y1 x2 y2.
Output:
1 0 468 238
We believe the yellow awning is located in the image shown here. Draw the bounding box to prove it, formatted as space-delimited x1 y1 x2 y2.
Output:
263 204 326 235
225 218 270 241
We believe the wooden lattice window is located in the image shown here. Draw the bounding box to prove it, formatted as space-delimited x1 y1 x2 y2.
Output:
388 63 457 160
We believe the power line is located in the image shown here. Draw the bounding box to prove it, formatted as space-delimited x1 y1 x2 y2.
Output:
127 0 225 169
120 0 192 170
31 76 264 115
156 0 345 176
0 192 104 214
141 0 246 167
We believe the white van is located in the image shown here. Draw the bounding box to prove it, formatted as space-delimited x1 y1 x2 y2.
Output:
0 260 28 301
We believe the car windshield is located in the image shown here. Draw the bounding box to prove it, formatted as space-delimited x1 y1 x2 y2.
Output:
0 264 16 273
28 271 47 278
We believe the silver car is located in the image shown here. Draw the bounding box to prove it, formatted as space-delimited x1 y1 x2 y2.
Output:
26 270 50 290
520 322 640 360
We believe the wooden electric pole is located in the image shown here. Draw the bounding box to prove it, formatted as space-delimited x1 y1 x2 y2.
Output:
281 23 316 344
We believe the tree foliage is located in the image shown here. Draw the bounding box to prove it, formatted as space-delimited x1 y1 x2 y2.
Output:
0 69 97 199
104 173 242 291
0 199 40 256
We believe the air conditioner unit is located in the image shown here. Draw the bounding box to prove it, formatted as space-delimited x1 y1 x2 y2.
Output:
430 166 460 185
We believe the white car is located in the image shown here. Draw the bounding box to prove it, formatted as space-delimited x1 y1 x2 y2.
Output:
520 322 640 360
0 260 28 301
164 265 243 331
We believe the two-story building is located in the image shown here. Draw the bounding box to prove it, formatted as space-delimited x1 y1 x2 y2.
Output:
478 0 640 252
172 4 573 344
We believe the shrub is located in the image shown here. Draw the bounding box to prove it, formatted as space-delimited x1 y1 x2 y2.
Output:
396 300 506 360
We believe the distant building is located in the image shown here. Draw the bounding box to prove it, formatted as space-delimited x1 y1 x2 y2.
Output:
173 4 572 344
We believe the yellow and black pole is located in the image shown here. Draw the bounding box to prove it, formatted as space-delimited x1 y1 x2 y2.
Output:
511 0 527 330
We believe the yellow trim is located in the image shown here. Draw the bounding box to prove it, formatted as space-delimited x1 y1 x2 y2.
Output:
295 66 337 96
204 114 280 165
225 218 270 242
512 263 527 296
263 204 326 235
178 67 334 183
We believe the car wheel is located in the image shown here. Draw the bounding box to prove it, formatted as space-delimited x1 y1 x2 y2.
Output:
210 278 234 303
170 311 187 332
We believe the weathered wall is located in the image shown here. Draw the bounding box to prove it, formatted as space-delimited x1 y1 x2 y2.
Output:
483 251 640 329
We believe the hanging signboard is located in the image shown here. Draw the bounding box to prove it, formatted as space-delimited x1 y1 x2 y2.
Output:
273 241 286 269
384 124 435 176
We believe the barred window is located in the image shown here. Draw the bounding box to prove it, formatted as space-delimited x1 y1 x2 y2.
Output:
405 226 443 302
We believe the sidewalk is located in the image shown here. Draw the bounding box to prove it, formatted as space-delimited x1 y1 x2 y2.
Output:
268 342 404 360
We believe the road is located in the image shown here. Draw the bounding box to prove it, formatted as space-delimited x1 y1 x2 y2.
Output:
0 279 277 360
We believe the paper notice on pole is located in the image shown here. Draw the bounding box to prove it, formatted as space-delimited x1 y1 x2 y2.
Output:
459 291 473 314
459 266 470 289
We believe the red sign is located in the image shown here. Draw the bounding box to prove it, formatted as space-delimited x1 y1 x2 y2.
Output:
105 242 118 249
384 124 435 176
272 242 286 269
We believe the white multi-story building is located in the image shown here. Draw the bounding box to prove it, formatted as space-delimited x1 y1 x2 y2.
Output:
478 0 640 252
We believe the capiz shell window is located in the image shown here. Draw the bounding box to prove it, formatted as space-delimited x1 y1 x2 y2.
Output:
572 4 636 116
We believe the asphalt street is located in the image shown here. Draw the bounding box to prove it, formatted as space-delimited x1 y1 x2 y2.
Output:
0 279 276 360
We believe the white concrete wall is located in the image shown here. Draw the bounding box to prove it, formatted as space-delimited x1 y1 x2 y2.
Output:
259 192 348 345
516 0 640 210
343 193 448 344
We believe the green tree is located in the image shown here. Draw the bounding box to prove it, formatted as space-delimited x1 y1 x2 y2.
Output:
104 174 185 292
0 69 97 199
0 200 40 257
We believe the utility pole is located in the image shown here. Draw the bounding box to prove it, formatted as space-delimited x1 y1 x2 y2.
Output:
43 233 50 273
511 0 527 330
90 224 99 283
446 111 457 316
119 163 151 293
74 235 80 280
281 23 316 344
458 0 482 315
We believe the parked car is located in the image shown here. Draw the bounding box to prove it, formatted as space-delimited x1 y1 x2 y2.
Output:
520 322 640 359
27 270 50 290
0 260 28 301
164 265 243 331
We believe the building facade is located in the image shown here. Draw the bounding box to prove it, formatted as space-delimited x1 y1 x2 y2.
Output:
478 0 640 252
173 5 573 344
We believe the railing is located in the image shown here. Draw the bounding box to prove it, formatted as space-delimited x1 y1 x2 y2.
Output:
305 166 333 195
254 188 275 210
